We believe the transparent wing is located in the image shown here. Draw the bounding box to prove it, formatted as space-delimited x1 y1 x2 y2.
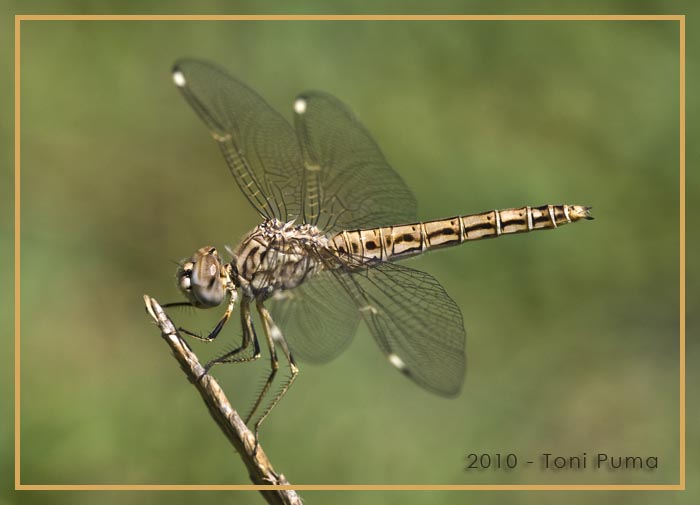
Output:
173 59 303 221
269 269 360 363
293 91 418 234
337 261 466 397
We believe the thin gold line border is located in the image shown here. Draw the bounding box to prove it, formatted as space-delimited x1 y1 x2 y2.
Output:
15 484 687 491
15 14 685 21
14 13 686 492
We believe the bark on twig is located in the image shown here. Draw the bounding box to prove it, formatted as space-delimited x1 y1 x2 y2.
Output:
143 295 302 505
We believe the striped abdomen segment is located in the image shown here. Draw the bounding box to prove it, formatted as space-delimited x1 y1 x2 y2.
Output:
329 204 592 264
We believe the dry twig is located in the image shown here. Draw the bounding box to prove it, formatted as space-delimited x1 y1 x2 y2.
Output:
144 295 302 505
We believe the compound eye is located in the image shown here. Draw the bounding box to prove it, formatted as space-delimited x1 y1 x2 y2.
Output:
177 262 194 291
177 248 226 308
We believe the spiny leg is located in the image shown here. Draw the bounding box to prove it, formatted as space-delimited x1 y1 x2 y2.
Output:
205 297 261 370
250 302 299 445
244 303 279 427
162 291 235 343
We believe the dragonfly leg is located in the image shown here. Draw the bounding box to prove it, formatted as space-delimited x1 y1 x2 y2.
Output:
249 302 299 452
244 303 279 427
162 292 235 343
205 297 261 370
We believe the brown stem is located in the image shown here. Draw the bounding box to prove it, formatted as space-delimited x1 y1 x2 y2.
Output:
143 295 302 505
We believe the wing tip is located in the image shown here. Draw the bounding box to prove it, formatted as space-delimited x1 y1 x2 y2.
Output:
172 67 186 88
293 97 307 115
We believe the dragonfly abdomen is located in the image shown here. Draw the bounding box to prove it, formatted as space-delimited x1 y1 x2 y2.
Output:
330 204 592 264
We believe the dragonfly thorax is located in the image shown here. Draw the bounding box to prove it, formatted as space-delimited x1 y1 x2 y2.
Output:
232 219 329 299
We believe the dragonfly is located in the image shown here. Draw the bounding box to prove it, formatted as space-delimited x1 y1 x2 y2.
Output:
164 59 592 441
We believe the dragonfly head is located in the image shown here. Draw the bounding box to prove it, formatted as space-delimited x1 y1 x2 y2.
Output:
176 246 234 308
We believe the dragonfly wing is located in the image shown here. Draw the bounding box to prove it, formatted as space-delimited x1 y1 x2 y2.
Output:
269 269 360 363
293 91 417 233
340 261 466 397
173 59 304 221
268 247 465 395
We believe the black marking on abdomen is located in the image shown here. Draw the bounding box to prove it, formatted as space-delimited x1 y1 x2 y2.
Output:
464 222 495 232
501 218 527 227
428 227 456 239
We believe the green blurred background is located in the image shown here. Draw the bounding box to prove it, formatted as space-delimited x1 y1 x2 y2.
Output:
2 1 697 505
